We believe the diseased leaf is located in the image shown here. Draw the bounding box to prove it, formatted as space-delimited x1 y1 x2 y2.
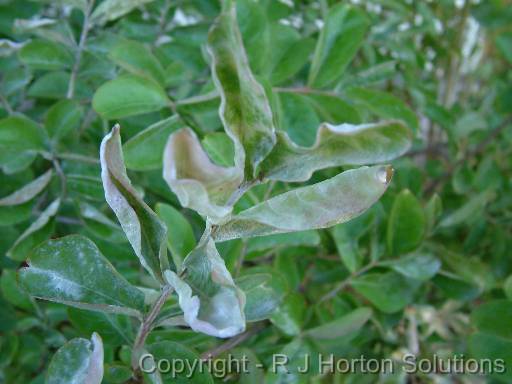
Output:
92 74 169 119
46 333 104 384
258 121 411 182
101 125 169 282
308 4 369 88
208 0 276 176
214 165 393 241
155 203 196 270
108 38 166 84
346 87 419 132
164 239 246 338
163 128 242 222
305 307 372 340
7 198 60 261
19 235 145 317
123 116 182 171
0 169 52 206
18 39 72 70
91 0 156 25
387 189 426 256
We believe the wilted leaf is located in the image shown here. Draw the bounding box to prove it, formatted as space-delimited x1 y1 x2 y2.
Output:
92 74 169 119
46 333 103 384
214 165 393 241
164 239 246 338
123 116 182 171
258 120 410 182
163 128 242 222
101 125 169 282
0 169 52 206
208 0 276 176
308 4 369 88
19 235 145 316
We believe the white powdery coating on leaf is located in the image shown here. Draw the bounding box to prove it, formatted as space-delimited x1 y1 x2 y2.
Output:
28 267 83 300
86 332 104 384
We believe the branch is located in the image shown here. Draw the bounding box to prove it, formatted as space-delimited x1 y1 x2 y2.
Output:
67 0 94 99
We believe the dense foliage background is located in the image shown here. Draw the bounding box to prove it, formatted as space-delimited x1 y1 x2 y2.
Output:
0 0 511 383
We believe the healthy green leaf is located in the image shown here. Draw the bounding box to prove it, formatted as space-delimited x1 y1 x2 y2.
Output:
46 333 104 384
155 203 196 270
208 0 276 176
92 74 169 119
387 189 426 256
305 307 372 340
108 38 166 84
0 169 52 206
19 235 145 316
163 128 242 222
91 0 156 25
308 4 369 88
100 125 169 282
258 120 410 182
164 239 246 338
123 116 182 171
45 99 84 141
505 275 512 300
18 39 72 70
201 132 235 167
471 299 512 341
214 165 393 241
381 253 441 281
270 293 306 336
0 115 47 155
438 190 494 228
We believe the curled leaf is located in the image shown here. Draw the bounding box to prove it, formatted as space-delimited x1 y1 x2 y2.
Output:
163 128 242 222
46 332 104 384
258 121 411 182
164 239 246 338
214 165 393 241
101 125 169 282
208 0 276 176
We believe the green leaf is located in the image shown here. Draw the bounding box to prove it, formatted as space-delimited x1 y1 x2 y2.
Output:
304 93 362 125
45 99 84 141
0 269 34 312
155 203 196 270
270 293 306 336
471 299 512 341
79 202 126 244
7 198 59 261
163 128 242 222
236 271 287 321
381 253 440 281
0 169 52 206
18 39 72 70
46 333 103 384
214 165 393 241
246 231 320 254
258 121 411 182
305 307 372 340
438 190 494 228
346 87 419 132
108 38 166 84
19 235 145 316
164 239 246 338
145 341 214 383
91 0 156 25
92 74 169 119
208 0 276 176
505 275 512 300
469 333 512 382
0 115 47 155
100 125 169 282
496 31 512 64
387 189 426 256
201 132 235 167
308 4 369 88
123 116 182 171
351 271 420 313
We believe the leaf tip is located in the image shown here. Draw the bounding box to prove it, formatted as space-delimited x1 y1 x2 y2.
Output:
377 165 394 184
